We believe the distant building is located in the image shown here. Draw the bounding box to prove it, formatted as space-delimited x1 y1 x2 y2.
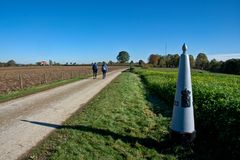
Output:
39 61 49 66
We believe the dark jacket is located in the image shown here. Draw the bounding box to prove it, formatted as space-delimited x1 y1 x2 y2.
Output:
102 64 108 72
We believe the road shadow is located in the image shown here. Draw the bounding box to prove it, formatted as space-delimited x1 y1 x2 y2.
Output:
21 120 62 128
21 120 174 154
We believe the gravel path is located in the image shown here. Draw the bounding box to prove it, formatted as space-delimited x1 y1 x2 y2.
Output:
0 69 125 160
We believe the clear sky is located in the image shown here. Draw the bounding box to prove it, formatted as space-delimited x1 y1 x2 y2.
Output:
0 0 240 64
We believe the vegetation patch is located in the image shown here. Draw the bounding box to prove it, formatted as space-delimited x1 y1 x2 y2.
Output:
134 68 240 159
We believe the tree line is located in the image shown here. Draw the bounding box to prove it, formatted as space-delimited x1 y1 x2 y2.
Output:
1 51 239 75
144 53 240 75
0 60 17 67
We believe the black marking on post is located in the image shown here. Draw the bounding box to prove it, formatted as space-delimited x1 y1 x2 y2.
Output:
181 89 191 108
174 100 179 106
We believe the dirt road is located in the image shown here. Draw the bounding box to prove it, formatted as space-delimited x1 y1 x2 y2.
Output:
0 69 125 160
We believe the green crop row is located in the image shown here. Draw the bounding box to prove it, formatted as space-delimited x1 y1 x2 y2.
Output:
134 68 240 159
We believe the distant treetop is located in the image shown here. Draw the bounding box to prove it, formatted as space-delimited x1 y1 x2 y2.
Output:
117 51 130 63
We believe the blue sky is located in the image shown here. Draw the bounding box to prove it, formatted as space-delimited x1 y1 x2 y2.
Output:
0 0 240 64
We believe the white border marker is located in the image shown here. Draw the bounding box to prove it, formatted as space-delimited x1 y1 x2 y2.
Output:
170 43 196 143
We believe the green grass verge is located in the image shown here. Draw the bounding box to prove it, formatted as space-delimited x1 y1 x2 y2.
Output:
22 72 188 160
0 76 88 103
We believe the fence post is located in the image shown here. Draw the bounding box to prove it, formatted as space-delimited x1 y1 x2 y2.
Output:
19 74 23 89
44 73 47 83
61 72 63 80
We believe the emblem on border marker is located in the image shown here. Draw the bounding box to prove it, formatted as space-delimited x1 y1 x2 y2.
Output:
181 89 191 108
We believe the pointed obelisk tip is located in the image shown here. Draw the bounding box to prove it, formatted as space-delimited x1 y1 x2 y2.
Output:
182 43 187 53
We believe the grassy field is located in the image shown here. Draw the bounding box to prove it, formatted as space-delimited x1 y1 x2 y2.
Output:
23 71 193 160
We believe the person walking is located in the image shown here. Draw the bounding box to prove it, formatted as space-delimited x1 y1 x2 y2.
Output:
101 62 108 79
92 62 98 79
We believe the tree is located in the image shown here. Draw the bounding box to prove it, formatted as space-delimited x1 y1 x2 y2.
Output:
138 60 145 66
117 51 130 63
148 54 159 66
208 59 222 72
221 59 240 75
195 53 209 70
7 60 16 66
164 54 171 67
158 56 166 67
49 60 53 66
189 55 195 68
168 54 179 67
0 62 6 67
108 60 114 65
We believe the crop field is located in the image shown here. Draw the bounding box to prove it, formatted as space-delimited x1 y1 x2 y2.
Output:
134 68 240 159
0 66 125 94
